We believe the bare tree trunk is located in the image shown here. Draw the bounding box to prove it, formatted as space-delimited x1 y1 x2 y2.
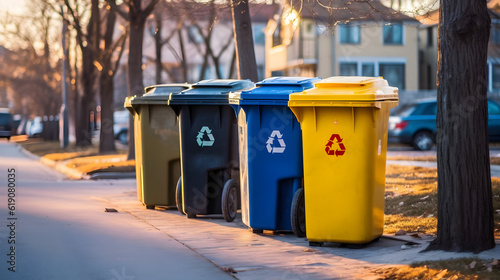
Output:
99 72 116 152
426 0 495 253
99 1 118 153
231 0 258 82
72 0 100 147
154 12 163 84
76 46 97 147
178 27 188 82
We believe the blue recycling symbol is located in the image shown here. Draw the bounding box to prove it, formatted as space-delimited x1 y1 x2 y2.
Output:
196 126 215 147
266 130 286 154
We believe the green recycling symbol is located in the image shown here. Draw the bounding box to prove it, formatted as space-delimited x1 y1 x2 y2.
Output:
196 126 215 147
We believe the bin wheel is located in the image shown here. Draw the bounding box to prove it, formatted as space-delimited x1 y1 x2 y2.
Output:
251 229 264 234
176 177 185 215
222 179 239 222
146 205 155 210
186 213 197 219
291 188 306 237
309 242 323 247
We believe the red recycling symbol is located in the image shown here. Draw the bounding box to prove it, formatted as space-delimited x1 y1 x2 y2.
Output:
325 134 346 157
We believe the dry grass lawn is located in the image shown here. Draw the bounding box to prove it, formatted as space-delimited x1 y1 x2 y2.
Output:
380 165 500 280
384 165 500 238
374 258 500 279
18 139 133 174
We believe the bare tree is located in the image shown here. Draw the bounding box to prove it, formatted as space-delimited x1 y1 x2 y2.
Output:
425 0 495 252
60 0 100 147
231 0 258 81
0 0 62 118
106 0 159 160
98 0 128 153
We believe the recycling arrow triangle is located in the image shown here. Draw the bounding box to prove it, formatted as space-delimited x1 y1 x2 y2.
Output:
266 130 286 154
196 126 215 147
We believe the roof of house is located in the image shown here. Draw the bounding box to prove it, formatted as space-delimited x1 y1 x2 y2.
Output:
284 0 418 26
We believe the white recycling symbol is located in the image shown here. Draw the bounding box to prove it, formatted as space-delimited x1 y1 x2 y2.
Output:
196 126 215 147
266 130 286 154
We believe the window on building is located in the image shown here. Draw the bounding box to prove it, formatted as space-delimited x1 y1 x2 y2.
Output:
188 26 204 44
379 63 405 90
272 21 282 47
339 24 360 44
340 63 357 76
383 24 403 45
492 64 500 90
362 63 375 76
491 23 500 44
427 27 433 47
252 25 265 45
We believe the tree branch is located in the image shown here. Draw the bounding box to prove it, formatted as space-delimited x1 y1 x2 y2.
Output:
104 0 130 21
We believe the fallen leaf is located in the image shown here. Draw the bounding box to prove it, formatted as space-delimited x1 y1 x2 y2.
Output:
469 261 477 269
491 259 499 266
222 267 237 273
303 248 317 253
420 195 430 200
410 233 421 239
435 269 448 279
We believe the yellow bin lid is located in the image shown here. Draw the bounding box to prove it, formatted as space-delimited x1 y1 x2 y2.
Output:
289 76 398 105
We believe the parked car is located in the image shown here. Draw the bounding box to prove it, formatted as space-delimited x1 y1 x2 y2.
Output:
389 99 500 150
0 108 13 140
113 110 129 145
26 116 44 138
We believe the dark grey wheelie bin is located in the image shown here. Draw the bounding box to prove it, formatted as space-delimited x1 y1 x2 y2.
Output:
169 79 254 221
125 84 190 209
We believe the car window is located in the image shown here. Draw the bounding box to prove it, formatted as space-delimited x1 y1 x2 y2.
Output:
419 103 437 115
488 100 500 115
392 104 417 117
0 113 11 124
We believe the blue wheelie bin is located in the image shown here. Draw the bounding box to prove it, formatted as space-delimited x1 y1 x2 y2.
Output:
229 77 320 235
169 79 255 221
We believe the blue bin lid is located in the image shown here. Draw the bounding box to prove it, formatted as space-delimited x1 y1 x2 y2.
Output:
130 84 191 105
168 79 255 106
229 77 320 105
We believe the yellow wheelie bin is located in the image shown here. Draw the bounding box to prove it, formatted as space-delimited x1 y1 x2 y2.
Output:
288 76 398 245
125 84 190 209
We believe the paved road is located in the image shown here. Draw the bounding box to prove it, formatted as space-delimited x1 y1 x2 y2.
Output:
0 141 233 280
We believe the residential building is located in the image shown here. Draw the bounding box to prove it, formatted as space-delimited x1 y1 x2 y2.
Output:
265 0 420 90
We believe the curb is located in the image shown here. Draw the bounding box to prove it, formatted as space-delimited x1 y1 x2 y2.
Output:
17 144 90 180
40 157 90 180
89 172 136 180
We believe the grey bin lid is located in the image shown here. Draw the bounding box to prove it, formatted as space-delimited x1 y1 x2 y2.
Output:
168 79 255 106
131 84 191 105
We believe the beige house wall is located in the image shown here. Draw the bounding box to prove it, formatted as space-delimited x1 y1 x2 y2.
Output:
333 23 419 90
266 18 420 90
